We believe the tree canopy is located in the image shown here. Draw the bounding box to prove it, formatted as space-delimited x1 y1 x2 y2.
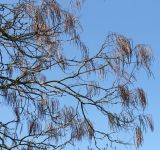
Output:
0 0 154 149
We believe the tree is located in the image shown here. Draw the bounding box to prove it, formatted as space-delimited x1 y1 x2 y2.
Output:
0 0 154 149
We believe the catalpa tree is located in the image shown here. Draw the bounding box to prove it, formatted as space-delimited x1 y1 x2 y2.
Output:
0 0 153 149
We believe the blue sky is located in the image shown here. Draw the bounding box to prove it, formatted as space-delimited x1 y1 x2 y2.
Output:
79 0 160 149
0 0 159 149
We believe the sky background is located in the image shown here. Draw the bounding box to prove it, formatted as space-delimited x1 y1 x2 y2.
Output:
0 0 159 149
79 0 160 149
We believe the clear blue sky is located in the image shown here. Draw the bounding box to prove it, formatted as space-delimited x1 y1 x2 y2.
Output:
79 0 160 149
0 0 159 149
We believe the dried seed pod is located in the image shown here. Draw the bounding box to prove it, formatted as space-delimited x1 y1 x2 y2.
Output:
137 88 147 109
118 85 130 106
135 127 143 147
